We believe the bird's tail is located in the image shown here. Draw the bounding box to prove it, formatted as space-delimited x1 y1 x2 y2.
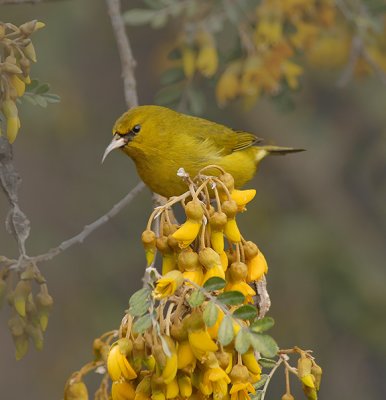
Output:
254 145 305 162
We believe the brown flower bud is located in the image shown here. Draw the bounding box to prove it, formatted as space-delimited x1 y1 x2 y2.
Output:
222 200 238 218
230 364 249 382
219 173 235 191
178 250 200 272
185 200 204 221
243 241 259 259
209 211 227 230
229 261 248 281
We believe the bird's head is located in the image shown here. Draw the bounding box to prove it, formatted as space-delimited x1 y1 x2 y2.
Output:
102 107 146 163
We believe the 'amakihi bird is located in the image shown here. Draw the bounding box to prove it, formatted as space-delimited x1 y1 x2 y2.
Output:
102 105 303 198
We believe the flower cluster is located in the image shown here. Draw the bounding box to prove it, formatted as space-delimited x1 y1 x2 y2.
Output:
64 167 322 400
0 20 44 143
124 0 386 112
0 263 53 360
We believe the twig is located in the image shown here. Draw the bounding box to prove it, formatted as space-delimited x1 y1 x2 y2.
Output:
105 0 138 109
31 181 145 263
260 357 284 400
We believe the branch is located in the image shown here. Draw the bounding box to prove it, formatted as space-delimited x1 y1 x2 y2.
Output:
32 181 145 263
105 0 139 109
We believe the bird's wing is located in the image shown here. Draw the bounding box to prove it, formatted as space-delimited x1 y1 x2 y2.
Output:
190 123 261 157
231 130 262 151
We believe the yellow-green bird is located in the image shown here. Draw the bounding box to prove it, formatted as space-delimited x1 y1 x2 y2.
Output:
103 105 302 198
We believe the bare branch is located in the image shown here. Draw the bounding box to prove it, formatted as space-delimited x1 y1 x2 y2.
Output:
32 181 145 263
0 137 30 255
106 0 139 109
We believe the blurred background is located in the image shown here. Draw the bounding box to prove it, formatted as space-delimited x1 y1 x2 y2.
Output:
0 1 385 399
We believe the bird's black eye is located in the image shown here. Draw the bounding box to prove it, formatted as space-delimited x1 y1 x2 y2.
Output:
132 124 141 134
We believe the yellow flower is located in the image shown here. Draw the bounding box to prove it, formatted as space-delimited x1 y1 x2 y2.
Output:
203 263 225 284
255 18 283 46
200 367 231 399
177 340 196 370
188 329 218 360
225 281 256 304
229 189 256 212
242 350 261 376
107 344 137 382
183 268 204 286
178 375 192 397
230 382 256 400
282 60 303 89
172 219 202 248
112 381 136 400
197 45 218 77
154 270 183 299
246 251 268 282
182 46 196 79
223 219 241 243
161 336 178 384
216 63 241 106
166 377 179 399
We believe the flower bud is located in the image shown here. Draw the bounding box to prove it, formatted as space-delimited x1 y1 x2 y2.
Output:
229 261 248 281
222 200 238 218
14 280 31 317
170 320 188 342
118 337 133 355
311 363 322 390
209 212 227 230
64 379 89 400
281 394 295 400
230 364 249 383
178 250 199 272
243 241 258 260
185 200 204 221
13 334 29 360
219 173 235 192
111 381 135 400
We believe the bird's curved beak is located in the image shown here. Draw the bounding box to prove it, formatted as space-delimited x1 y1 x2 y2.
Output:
102 135 127 163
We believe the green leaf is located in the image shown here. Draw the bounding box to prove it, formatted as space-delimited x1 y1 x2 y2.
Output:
217 315 234 346
203 301 218 327
249 333 279 358
253 374 269 390
235 328 251 354
123 9 157 25
250 390 263 400
34 95 47 108
259 358 278 369
22 95 37 105
150 10 168 28
35 83 50 94
187 87 205 116
188 290 205 307
132 314 152 334
250 317 275 333
217 291 245 305
160 68 185 85
27 79 39 91
154 84 182 106
43 93 61 103
203 277 226 291
129 287 151 317
233 305 257 320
